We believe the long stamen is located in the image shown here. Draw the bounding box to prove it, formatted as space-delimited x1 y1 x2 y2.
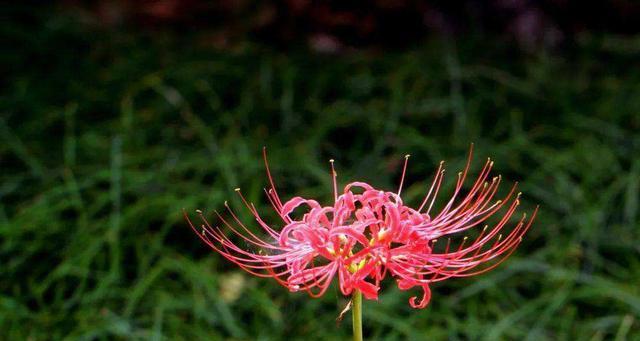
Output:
398 154 410 197
330 159 338 202
263 147 283 209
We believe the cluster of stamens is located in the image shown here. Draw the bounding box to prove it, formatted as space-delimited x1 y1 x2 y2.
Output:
185 146 537 308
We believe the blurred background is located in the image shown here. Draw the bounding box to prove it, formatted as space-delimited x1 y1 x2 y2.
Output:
1 1 639 340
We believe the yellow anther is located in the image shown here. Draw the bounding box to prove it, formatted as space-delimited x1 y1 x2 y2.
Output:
348 259 367 273
378 229 389 240
358 259 366 269
196 209 202 214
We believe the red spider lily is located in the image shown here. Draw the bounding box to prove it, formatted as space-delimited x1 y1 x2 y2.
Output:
185 146 537 308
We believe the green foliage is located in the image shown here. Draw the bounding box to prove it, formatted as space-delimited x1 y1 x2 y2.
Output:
1 11 639 340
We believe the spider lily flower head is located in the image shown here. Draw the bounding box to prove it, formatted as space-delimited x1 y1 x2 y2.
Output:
185 145 537 309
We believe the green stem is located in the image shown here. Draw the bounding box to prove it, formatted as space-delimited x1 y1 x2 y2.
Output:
352 290 363 341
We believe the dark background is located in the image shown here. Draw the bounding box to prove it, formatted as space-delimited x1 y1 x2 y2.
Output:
1 1 639 339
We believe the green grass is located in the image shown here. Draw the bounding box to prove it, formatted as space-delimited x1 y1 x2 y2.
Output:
1 10 640 340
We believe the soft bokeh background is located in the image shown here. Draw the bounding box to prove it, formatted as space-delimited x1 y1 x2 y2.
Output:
2 1 639 340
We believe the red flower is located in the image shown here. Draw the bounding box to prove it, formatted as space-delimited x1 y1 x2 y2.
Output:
185 146 537 308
